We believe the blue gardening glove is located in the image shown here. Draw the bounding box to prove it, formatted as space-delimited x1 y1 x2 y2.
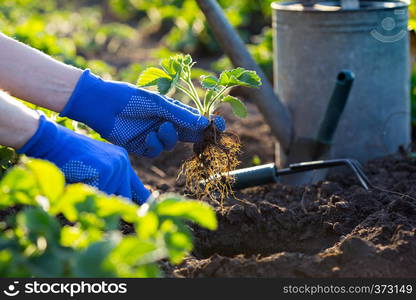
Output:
17 115 151 204
60 70 225 158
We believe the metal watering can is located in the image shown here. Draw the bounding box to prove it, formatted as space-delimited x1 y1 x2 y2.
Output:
196 0 410 188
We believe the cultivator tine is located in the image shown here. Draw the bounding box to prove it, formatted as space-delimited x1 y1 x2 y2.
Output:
345 159 372 190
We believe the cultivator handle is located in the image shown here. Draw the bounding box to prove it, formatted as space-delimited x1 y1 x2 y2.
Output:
229 163 278 190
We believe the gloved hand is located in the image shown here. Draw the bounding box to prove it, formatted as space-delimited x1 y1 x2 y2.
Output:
60 70 225 158
17 114 151 204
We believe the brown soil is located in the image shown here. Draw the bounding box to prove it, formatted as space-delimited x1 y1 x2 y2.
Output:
173 157 416 277
133 102 416 278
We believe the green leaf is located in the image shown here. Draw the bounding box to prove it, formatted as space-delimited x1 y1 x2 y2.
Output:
95 195 138 223
50 184 97 222
73 240 116 277
26 159 65 203
222 95 248 118
238 70 262 87
155 195 217 230
136 212 159 240
28 250 64 277
61 225 87 249
19 207 61 244
109 236 157 266
0 166 38 207
183 54 192 65
156 77 173 95
219 67 244 86
160 57 182 77
0 147 16 167
0 250 12 276
137 67 171 87
164 231 192 264
201 75 219 89
219 68 261 88
131 264 161 278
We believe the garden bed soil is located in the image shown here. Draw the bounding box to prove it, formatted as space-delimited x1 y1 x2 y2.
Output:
134 103 416 278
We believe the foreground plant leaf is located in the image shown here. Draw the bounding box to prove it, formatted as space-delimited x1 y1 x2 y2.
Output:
0 159 217 278
155 195 218 230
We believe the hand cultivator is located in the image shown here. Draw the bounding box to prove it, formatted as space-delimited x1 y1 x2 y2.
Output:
196 0 409 191
216 70 372 191
229 158 371 191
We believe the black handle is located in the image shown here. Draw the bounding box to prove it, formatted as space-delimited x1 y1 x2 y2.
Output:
229 164 278 190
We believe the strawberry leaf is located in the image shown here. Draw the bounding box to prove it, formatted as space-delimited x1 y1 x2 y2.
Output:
160 58 182 77
137 67 171 87
237 70 262 87
219 68 261 88
157 77 173 95
201 75 219 89
222 95 247 118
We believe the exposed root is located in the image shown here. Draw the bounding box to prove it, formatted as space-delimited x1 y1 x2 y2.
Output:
178 122 241 205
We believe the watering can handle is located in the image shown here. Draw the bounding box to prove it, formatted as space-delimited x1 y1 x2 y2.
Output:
195 0 293 152
316 70 355 146
313 70 355 159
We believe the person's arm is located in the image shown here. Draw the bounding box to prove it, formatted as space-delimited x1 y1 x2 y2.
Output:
0 33 82 112
0 33 225 158
0 90 150 204
0 90 40 149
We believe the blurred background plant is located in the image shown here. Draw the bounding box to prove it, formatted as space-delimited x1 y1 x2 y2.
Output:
0 0 279 80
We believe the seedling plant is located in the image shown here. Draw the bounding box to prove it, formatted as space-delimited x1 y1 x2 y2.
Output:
138 54 261 200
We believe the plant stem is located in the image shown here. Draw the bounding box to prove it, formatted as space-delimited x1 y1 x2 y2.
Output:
206 86 229 116
185 76 203 111
176 84 204 114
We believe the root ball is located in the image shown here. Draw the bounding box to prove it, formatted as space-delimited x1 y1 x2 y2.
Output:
178 122 241 201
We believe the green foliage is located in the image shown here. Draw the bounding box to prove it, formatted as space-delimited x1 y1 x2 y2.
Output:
410 1 416 31
109 0 275 54
108 0 278 80
212 28 274 79
138 54 261 118
0 158 217 277
0 146 18 179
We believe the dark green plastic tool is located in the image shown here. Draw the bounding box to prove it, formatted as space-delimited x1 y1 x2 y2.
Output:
312 70 355 160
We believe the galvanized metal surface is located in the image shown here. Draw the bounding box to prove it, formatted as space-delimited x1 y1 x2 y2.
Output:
273 1 410 170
